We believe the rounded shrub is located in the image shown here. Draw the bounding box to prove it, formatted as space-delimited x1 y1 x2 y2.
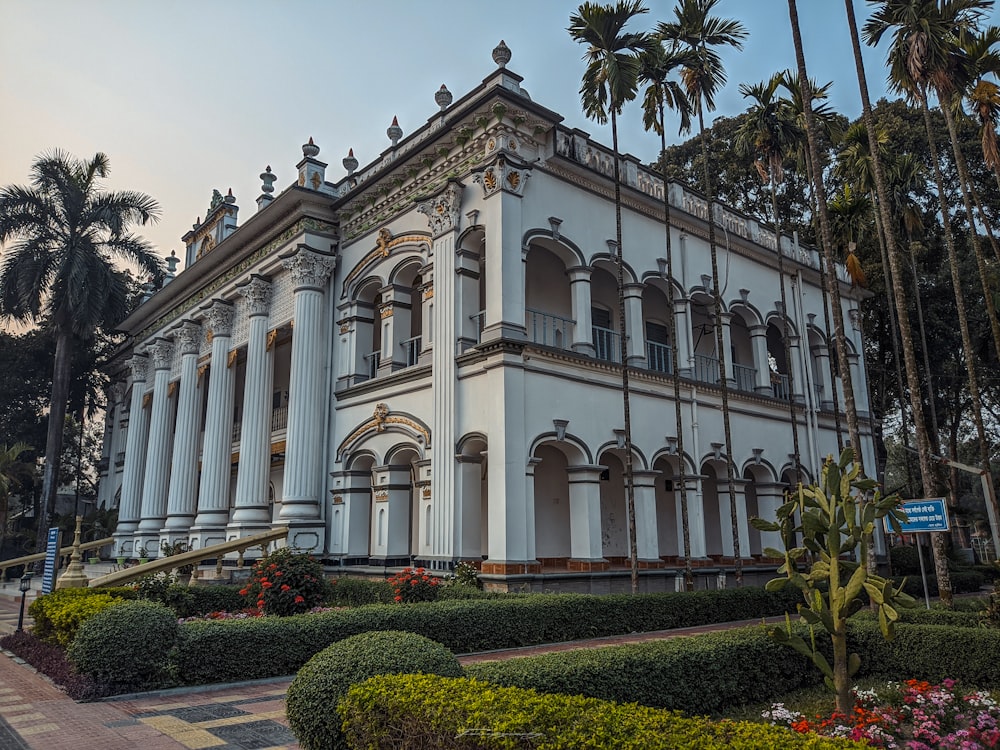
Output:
242 547 328 616
68 600 178 694
286 630 463 750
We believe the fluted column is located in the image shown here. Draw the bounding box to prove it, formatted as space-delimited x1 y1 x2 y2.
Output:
716 311 735 386
160 321 202 543
750 325 772 394
113 356 149 557
135 340 174 558
190 300 236 549
624 283 645 366
567 266 595 356
229 276 274 541
279 247 335 549
673 297 693 377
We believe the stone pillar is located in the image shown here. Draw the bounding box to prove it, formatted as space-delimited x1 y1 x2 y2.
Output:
329 470 373 561
278 247 335 553
717 478 750 558
457 454 485 559
378 284 412 372
789 335 805 404
113 356 149 557
190 300 236 550
370 465 411 565
420 275 435 356
632 470 661 564
750 324 772 395
456 249 480 352
716 311 735 386
847 350 862 417
336 301 374 388
228 276 274 545
567 266 595 356
481 172 527 343
567 466 607 568
624 283 645 366
160 321 203 546
419 182 463 566
135 339 174 558
754 482 787 557
673 297 693 377
812 343 833 410
680 475 707 559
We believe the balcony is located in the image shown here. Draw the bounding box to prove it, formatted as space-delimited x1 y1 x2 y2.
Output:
365 351 381 380
526 308 574 350
646 341 673 374
771 373 791 400
401 336 421 367
693 353 720 385
733 363 756 393
592 325 621 363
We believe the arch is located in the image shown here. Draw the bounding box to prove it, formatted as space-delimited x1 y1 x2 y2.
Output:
346 449 380 471
642 274 686 302
456 431 489 456
521 231 586 268
728 299 764 327
528 432 592 465
739 458 780 483
341 228 431 299
595 441 649 471
387 255 426 287
764 310 800 339
589 253 639 285
337 406 431 462
649 448 697 476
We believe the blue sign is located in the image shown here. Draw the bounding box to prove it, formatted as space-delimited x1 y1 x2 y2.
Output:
41 527 60 594
885 498 950 534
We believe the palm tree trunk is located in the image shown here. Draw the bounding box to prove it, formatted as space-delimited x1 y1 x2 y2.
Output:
769 175 803 487
658 100 694 590
611 109 640 595
697 104 742 585
787 0 863 468
906 244 941 455
35 330 72 567
967 183 1000 265
842 0 951 604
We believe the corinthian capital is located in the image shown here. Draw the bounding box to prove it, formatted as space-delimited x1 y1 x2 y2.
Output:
174 320 203 355
147 339 174 370
129 355 149 382
240 275 273 317
282 247 335 291
203 300 236 337
416 180 463 238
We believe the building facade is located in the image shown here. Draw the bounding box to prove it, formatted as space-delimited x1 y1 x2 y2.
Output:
97 43 877 590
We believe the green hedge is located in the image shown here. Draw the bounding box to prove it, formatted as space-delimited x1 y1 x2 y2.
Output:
325 577 394 606
173 587 800 685
892 570 986 598
340 674 861 749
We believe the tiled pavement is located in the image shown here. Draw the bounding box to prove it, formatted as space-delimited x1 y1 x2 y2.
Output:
0 585 784 750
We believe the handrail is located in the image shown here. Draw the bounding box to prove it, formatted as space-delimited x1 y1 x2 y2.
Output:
87 528 288 588
0 537 114 580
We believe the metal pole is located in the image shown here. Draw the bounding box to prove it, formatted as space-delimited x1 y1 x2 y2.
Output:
915 533 931 610
16 589 27 632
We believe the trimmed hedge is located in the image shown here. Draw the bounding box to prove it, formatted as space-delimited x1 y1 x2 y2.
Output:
325 577 394 606
893 570 986 598
286 631 463 750
29 589 126 646
173 587 801 685
340 674 861 749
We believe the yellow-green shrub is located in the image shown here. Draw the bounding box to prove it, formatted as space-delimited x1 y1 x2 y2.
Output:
340 674 861 749
29 589 125 646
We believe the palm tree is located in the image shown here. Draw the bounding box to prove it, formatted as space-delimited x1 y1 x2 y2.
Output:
569 1 652 593
0 442 30 553
638 39 695 588
0 150 162 560
962 25 1000 190
659 0 747 583
734 73 805 488
865 0 998 603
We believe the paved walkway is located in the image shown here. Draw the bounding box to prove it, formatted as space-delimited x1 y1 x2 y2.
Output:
0 586 780 750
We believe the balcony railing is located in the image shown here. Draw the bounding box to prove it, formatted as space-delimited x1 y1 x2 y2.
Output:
646 341 673 374
733 363 757 393
772 373 791 400
366 351 381 380
693 353 720 384
592 325 621 363
401 336 421 367
526 308 574 350
271 405 288 431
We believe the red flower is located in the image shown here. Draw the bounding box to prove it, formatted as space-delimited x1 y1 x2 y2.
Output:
281 584 291 592
394 595 402 602
294 595 305 604
262 581 273 588
259 577 268 584
239 589 248 596
410 579 418 586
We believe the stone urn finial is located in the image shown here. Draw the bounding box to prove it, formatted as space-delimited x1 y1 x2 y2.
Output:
387 116 403 147
260 165 276 195
493 39 512 68
302 136 320 158
435 84 453 111
343 148 358 176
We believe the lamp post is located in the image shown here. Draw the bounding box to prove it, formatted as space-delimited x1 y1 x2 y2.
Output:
16 573 32 632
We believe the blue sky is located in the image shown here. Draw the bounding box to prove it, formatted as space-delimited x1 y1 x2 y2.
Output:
2 0 996 268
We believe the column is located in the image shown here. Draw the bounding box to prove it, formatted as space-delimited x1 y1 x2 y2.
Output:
228 277 274 545
160 321 203 544
420 274 435 356
632 470 661 564
456 249 479 351
717 478 750 559
457 454 485 559
624 283 645 366
754 483 787 557
481 178 526 342
812 344 833 410
673 297 693 377
567 266 595 356
134 339 174 558
847 351 863 418
419 182 462 565
379 285 412 372
369 465 411 564
750 325 772 395
279 246 335 553
336 301 374 389
716 311 735 386
113 356 149 557
567 466 606 568
679 475 707 559
329 469 373 561
190 300 236 550
789 336 805 404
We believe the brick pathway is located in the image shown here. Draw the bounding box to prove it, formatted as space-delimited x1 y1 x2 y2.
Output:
0 587 781 750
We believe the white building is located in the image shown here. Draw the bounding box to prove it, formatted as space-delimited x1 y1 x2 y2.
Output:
97 42 876 591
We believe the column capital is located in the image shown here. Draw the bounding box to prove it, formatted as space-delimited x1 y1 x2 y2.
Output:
749 324 768 336
416 180 463 238
566 265 593 283
129 354 149 382
146 339 173 370
281 246 336 291
174 320 202 355
239 274 273 317
202 299 236 337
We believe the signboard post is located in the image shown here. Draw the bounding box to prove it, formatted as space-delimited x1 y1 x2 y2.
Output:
884 498 950 610
41 527 61 595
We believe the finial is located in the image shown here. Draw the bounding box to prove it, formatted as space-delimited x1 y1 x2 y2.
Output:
302 137 320 158
225 187 236 203
435 84 453 111
343 148 358 176
260 165 276 195
387 116 403 147
493 39 512 68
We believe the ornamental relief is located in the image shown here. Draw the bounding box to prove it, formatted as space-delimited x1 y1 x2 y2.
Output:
416 182 463 238
472 154 529 199
340 227 431 298
336 403 431 462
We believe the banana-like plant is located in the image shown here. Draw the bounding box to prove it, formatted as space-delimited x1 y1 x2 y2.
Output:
752 448 915 714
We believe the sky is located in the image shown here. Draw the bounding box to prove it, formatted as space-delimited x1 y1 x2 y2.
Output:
2 0 997 273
